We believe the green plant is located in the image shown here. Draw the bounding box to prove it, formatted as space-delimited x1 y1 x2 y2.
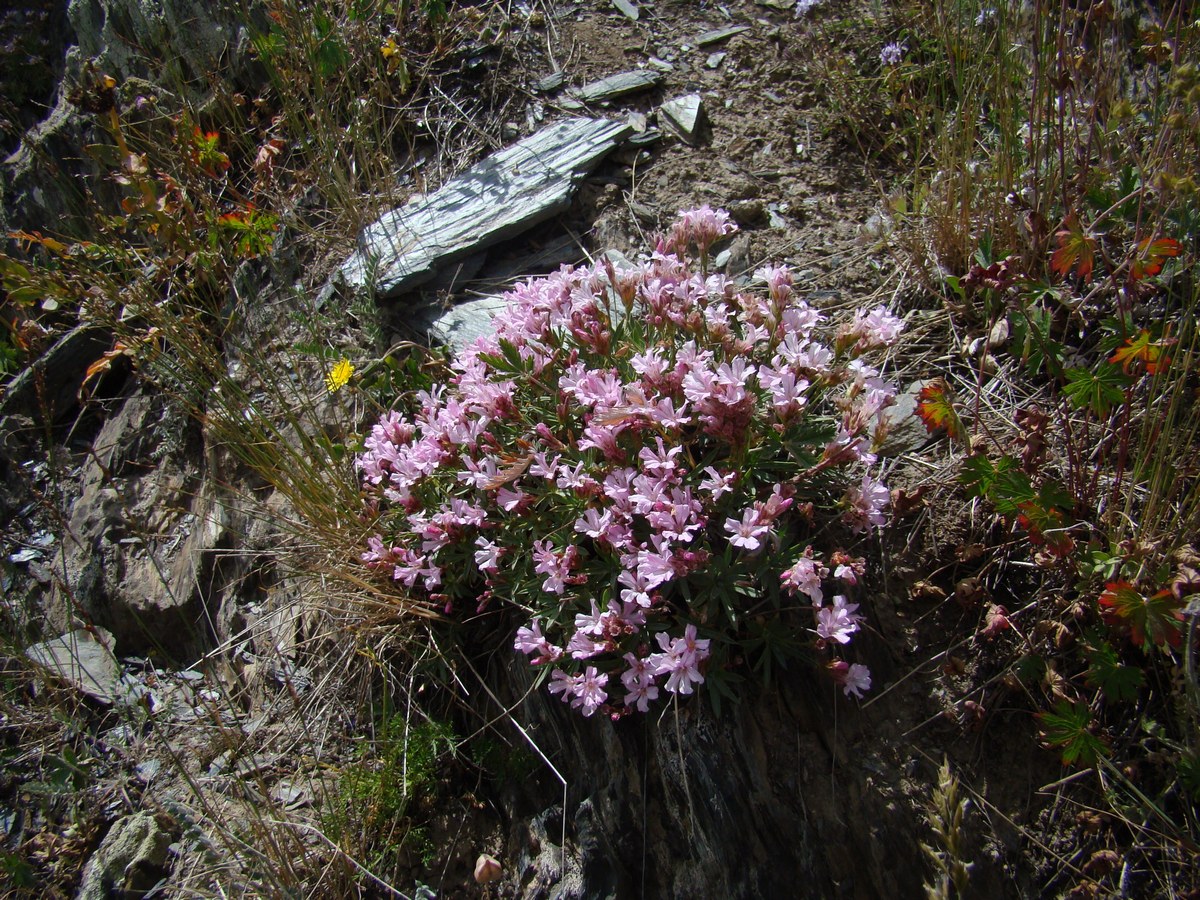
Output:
324 716 457 880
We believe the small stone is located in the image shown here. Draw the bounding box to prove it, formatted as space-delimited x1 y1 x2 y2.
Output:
706 52 726 69
25 628 122 705
729 199 765 226
696 25 751 47
501 121 520 140
534 72 566 93
565 70 662 107
659 93 708 146
474 853 502 883
612 0 639 20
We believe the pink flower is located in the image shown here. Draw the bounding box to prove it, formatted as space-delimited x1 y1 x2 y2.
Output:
637 538 677 590
815 595 861 644
670 205 737 254
782 553 827 603
621 653 661 712
699 466 735 500
496 487 529 512
649 624 711 695
514 620 563 664
725 508 770 551
571 666 609 716
843 473 890 532
639 437 683 476
843 663 871 699
474 537 503 574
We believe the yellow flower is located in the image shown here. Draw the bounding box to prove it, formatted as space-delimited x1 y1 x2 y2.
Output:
326 358 354 393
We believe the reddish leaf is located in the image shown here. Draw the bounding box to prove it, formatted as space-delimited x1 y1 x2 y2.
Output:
1051 214 1097 282
1128 236 1181 282
1109 330 1174 375
1017 500 1075 558
915 378 967 442
1098 581 1183 648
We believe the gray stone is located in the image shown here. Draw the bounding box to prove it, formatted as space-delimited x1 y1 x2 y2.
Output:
0 325 113 431
76 812 171 900
328 117 631 301
696 26 751 47
25 627 123 705
612 0 640 21
659 93 708 146
561 70 662 109
706 52 727 69
429 296 510 357
535 71 566 93
47 389 220 658
879 380 930 456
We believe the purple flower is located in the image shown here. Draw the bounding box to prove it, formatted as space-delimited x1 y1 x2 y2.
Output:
515 620 563 664
782 554 827 603
474 537 502 574
621 653 661 712
880 42 905 67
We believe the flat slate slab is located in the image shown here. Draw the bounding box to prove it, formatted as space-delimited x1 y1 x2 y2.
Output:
26 627 123 705
561 70 663 109
330 117 632 300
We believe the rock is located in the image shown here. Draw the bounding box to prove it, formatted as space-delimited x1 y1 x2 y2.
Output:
534 71 566 93
879 380 930 456
729 199 766 226
0 325 114 433
25 627 123 705
561 70 662 110
0 1 74 158
706 52 727 69
326 117 632 301
3 0 255 231
659 94 708 146
696 26 751 47
428 296 510 358
47 388 219 658
611 0 639 21
497 657 931 899
76 812 172 900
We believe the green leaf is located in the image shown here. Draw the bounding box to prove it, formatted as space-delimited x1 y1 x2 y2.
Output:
1038 701 1108 766
960 454 1020 498
1008 305 1064 378
1062 364 1132 416
1085 639 1145 703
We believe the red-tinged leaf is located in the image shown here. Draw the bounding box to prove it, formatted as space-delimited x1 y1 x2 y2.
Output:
915 378 967 442
1051 214 1097 282
1109 329 1175 375
1128 236 1181 282
1017 500 1074 558
1098 581 1183 648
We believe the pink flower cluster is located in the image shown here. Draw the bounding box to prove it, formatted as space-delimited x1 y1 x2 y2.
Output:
358 209 903 716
